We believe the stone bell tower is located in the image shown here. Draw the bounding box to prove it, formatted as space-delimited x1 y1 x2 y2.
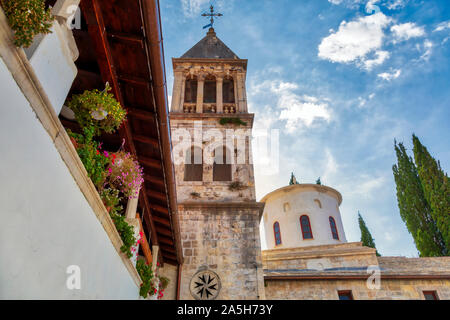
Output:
169 25 265 300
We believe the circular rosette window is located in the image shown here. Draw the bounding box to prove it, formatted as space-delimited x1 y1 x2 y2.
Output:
189 270 221 300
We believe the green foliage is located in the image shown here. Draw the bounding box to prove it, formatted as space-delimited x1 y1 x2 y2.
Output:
136 259 155 298
393 140 447 256
100 188 122 214
219 117 247 126
110 211 136 258
289 172 299 185
228 181 247 191
67 126 110 189
2 0 53 48
190 192 201 199
358 212 381 256
67 84 127 136
412 135 449 253
158 276 170 291
99 188 136 258
316 177 322 185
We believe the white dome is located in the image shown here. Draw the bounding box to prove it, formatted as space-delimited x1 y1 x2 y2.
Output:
260 184 347 249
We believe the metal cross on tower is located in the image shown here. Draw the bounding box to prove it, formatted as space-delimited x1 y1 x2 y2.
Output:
201 5 223 29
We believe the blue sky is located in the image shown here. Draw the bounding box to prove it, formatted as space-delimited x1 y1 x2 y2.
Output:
160 0 450 257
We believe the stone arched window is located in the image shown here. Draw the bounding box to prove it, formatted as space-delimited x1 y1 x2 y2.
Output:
329 216 339 240
300 215 313 240
184 75 197 103
203 74 216 103
213 146 232 181
273 221 282 245
283 202 290 212
223 76 235 103
184 146 203 181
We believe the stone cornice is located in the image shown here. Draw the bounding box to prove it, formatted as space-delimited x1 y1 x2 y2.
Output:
260 183 343 205
178 201 265 218
170 112 254 127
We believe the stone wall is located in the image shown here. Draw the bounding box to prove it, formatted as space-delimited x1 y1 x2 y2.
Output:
262 242 379 271
159 263 178 300
178 202 265 299
265 278 450 300
170 114 256 203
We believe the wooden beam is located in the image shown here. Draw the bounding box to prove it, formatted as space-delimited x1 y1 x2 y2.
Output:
107 31 144 45
137 215 153 265
160 244 176 254
157 227 173 237
151 215 171 228
158 236 174 246
150 203 169 215
118 74 150 86
144 174 165 186
139 156 162 170
127 108 155 121
147 189 166 202
134 134 159 148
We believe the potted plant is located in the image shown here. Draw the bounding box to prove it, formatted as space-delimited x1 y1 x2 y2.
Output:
2 0 53 48
67 83 127 135
105 151 144 199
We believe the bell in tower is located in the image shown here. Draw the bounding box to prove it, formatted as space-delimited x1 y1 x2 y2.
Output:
169 6 265 300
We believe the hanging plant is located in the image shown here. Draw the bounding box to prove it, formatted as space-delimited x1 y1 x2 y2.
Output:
136 258 156 298
67 126 110 189
67 83 127 136
2 0 54 48
106 151 144 199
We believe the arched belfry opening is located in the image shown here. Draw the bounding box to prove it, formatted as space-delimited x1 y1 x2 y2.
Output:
184 75 198 103
223 76 235 103
203 74 216 104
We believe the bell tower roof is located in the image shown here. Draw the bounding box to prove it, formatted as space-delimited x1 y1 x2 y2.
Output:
180 28 239 60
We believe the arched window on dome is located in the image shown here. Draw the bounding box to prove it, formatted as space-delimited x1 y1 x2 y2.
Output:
329 216 339 240
300 215 313 239
273 222 282 245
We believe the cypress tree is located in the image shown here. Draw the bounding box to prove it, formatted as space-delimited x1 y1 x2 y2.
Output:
412 135 449 252
358 212 381 256
289 172 299 185
392 141 446 256
316 177 322 185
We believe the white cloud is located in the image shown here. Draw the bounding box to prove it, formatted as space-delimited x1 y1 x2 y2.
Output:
358 93 376 108
386 0 407 10
434 21 450 32
180 0 209 17
391 22 425 42
274 82 331 132
419 40 433 61
248 78 332 133
318 13 392 69
362 50 390 70
377 69 401 81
